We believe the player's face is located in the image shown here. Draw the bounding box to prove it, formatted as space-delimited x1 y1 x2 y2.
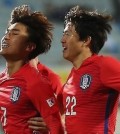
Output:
0 22 31 60
61 22 85 62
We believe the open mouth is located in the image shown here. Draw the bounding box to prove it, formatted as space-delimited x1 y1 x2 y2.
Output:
63 47 67 52
1 42 9 48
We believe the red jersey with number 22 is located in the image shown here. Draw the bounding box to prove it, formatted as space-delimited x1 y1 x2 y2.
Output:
63 55 120 134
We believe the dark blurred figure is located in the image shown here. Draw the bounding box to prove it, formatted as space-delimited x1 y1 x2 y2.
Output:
111 0 120 28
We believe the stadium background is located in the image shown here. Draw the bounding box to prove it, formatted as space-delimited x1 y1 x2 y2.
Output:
0 0 120 133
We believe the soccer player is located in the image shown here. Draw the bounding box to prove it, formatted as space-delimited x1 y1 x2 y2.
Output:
28 59 64 131
28 5 120 134
61 6 120 134
0 5 64 134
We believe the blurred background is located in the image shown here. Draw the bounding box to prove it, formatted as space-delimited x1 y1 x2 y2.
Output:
0 0 120 133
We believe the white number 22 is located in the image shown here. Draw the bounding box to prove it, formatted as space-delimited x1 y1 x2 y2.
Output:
66 96 76 115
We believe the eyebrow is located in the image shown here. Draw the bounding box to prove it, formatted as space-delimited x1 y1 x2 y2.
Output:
7 28 20 32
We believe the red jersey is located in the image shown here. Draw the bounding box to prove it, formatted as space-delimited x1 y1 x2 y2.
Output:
63 55 120 134
37 63 63 114
37 63 63 95
0 63 62 134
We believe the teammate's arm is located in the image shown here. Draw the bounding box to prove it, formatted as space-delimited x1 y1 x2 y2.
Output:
28 117 48 132
28 76 64 134
28 92 64 132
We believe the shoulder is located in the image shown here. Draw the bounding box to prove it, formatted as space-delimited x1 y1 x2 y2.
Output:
99 55 120 66
37 63 61 80
25 66 51 94
38 63 56 75
102 55 119 62
37 63 62 94
23 63 39 77
97 55 120 75
22 63 49 84
93 55 120 66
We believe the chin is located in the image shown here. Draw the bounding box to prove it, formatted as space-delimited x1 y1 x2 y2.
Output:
63 55 70 61
0 49 2 53
63 54 67 59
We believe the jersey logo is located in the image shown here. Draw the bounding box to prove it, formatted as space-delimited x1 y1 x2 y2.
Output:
80 74 91 90
46 97 55 107
10 87 21 103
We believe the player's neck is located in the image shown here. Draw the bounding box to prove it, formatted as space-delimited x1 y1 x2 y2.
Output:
6 60 27 77
73 51 92 70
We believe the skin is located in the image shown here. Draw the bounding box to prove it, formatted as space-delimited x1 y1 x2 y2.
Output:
61 22 92 69
27 22 92 132
29 57 39 70
28 117 48 132
0 22 35 76
1 22 64 134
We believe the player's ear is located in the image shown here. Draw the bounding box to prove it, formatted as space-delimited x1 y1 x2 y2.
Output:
83 36 91 46
26 42 36 52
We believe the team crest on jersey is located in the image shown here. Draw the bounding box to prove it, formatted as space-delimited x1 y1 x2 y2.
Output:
80 74 91 90
10 87 21 103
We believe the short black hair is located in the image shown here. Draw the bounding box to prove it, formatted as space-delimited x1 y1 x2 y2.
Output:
64 5 112 53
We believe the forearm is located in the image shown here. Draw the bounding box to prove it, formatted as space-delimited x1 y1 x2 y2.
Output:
44 112 64 134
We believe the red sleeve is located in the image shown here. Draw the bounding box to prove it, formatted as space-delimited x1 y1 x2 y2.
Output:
28 74 59 117
37 63 64 113
38 63 63 95
44 112 64 134
40 65 64 114
100 56 120 91
28 74 64 133
48 72 63 95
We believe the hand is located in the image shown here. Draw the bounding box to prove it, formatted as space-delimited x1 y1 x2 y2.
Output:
28 117 49 132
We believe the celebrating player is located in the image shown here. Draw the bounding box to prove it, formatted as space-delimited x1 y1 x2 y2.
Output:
28 5 120 134
0 5 64 134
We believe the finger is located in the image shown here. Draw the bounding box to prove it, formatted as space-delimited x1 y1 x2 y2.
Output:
29 117 43 121
28 126 48 132
27 120 47 127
